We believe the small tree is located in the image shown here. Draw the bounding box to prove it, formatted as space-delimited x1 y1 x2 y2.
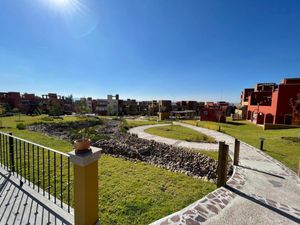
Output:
76 100 91 115
289 90 300 125
215 106 225 123
66 94 73 103
12 107 22 121
48 101 63 116
0 107 2 128
107 105 115 116
0 104 5 115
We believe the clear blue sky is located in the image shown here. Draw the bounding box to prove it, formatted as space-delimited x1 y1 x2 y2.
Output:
1 0 300 102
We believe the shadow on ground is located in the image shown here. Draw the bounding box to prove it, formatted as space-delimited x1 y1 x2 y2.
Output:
0 172 72 225
225 185 300 224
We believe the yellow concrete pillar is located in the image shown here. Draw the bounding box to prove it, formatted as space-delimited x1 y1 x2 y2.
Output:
68 147 101 225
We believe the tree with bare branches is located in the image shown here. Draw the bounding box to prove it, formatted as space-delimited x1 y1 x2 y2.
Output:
289 90 300 125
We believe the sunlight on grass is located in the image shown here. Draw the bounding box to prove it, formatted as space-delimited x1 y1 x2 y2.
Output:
0 115 217 225
182 119 300 172
145 125 216 143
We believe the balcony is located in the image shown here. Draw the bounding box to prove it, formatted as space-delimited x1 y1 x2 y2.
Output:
0 132 101 225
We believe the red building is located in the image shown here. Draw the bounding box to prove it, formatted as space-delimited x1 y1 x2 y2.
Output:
0 92 21 109
199 102 227 123
247 78 300 125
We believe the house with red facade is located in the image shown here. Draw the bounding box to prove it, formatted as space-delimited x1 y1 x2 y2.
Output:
246 78 300 125
199 102 227 123
0 92 22 110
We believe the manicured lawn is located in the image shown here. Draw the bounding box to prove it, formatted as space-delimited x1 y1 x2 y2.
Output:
196 150 219 160
182 119 300 172
99 155 216 225
120 119 170 132
0 114 85 128
125 119 169 128
145 125 216 143
0 115 216 225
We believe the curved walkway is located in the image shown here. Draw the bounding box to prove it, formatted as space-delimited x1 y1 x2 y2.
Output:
129 122 300 225
129 123 219 151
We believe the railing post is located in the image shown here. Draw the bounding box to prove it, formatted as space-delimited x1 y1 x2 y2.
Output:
217 141 229 187
8 132 15 173
68 147 101 225
233 138 240 166
260 138 265 151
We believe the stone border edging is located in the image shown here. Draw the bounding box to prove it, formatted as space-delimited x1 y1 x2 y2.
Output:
150 166 246 225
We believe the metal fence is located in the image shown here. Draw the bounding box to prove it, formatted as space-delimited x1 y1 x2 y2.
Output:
0 131 73 213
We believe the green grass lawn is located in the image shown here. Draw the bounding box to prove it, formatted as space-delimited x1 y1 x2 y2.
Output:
125 119 169 128
195 150 219 160
120 119 170 132
0 115 216 225
125 119 218 160
99 155 216 225
145 125 216 143
0 114 86 128
182 119 300 172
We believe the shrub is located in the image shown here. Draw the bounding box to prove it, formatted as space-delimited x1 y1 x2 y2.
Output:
120 119 130 132
16 123 26 130
69 126 110 142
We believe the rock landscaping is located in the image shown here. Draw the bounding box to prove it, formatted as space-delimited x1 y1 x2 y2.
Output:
27 118 106 140
27 118 233 181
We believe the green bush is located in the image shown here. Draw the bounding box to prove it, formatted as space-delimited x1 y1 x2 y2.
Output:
16 123 26 130
120 119 130 132
69 126 110 142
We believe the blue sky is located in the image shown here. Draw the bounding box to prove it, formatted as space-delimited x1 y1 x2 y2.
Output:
0 0 300 102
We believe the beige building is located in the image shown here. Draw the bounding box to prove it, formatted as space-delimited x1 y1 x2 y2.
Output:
107 94 119 116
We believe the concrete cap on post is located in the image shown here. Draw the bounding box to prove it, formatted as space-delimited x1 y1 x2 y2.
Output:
68 147 101 167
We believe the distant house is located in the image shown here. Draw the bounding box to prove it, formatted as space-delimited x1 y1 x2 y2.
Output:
138 101 152 115
107 94 120 116
148 100 158 116
235 88 255 119
247 78 300 125
0 92 21 110
199 102 227 123
92 99 108 116
158 100 172 113
170 110 197 120
42 93 65 115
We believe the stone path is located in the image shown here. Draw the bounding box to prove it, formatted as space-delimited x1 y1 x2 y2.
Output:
0 168 74 225
129 122 300 225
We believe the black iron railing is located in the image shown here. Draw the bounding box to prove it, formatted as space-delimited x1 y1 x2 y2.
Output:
0 131 73 213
